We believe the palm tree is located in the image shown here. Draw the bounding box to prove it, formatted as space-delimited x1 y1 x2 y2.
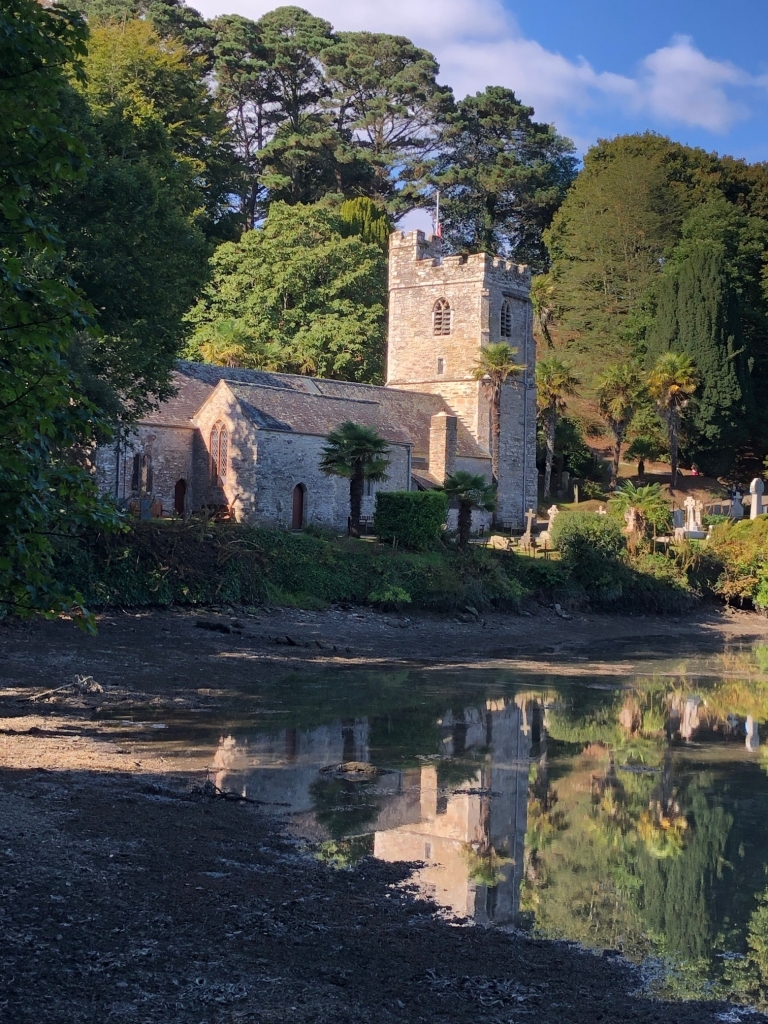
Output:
608 480 671 536
530 273 556 348
320 422 390 537
443 471 497 549
197 320 254 368
596 364 646 492
472 343 524 484
647 352 698 490
536 357 581 497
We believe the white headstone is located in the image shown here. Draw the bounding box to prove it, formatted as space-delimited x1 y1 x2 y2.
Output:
684 496 697 533
694 500 704 530
730 493 744 519
547 505 559 529
746 715 760 752
750 478 764 519
597 505 607 516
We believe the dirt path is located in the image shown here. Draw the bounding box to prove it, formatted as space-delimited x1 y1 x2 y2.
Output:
2 605 768 1023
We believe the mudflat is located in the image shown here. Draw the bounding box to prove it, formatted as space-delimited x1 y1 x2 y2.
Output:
2 605 767 1024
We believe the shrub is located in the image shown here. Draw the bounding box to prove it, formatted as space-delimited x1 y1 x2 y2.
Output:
550 511 627 601
551 511 625 561
374 490 447 550
368 585 412 611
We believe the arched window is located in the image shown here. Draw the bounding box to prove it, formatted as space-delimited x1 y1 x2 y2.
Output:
500 299 513 338
292 483 306 530
210 423 228 484
433 298 451 336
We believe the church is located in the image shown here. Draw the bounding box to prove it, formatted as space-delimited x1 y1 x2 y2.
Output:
96 230 538 530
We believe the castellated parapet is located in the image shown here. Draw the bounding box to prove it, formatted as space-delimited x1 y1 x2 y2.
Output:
386 230 537 529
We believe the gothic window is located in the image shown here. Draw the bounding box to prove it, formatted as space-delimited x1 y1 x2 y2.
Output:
500 299 513 338
433 298 451 336
210 423 228 484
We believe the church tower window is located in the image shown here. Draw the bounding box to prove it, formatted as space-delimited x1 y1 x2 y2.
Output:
500 299 513 338
433 298 451 336
210 423 228 484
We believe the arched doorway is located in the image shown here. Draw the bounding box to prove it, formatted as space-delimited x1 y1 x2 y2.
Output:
174 479 187 516
292 484 306 530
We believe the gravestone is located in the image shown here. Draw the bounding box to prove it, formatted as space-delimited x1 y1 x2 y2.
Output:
746 715 760 752
624 507 639 534
560 471 570 498
750 478 765 519
538 505 559 547
672 508 685 529
519 508 537 552
597 505 607 516
730 492 744 520
683 496 707 540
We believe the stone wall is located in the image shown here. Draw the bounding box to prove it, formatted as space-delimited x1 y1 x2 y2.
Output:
194 384 259 521
94 425 195 515
386 229 537 529
252 431 411 531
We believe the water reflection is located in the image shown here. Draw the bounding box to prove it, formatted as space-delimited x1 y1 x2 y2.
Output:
205 645 768 1005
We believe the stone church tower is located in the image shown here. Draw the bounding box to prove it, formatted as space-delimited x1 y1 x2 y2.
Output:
386 230 538 529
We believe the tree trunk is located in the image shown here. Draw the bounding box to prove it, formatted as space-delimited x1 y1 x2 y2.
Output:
457 501 472 550
349 464 364 537
490 387 501 484
610 425 624 492
669 410 680 490
543 405 556 498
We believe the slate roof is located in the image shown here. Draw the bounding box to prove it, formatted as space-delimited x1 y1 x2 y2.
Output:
143 361 489 461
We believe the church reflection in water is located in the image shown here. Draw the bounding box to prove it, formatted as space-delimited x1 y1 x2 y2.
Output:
210 696 545 926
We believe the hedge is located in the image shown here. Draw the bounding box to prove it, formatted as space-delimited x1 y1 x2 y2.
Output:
374 490 448 550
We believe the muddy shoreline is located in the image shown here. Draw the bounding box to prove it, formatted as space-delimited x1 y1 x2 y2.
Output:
2 605 768 1023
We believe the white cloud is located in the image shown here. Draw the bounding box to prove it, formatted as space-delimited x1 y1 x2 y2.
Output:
192 0 763 140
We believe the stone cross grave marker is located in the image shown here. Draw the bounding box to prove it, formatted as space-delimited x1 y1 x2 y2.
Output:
520 508 536 551
730 491 744 519
694 499 704 530
684 496 697 532
750 478 765 519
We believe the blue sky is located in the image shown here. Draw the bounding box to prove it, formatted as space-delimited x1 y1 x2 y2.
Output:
194 0 768 164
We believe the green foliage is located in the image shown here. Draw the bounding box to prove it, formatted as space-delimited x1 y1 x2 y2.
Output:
472 342 524 482
374 491 448 551
647 350 699 484
367 585 411 611
536 357 580 496
442 471 496 550
411 86 577 270
550 512 626 601
321 421 391 536
536 416 594 479
323 31 453 205
608 482 672 535
647 246 748 475
50 18 238 423
596 363 647 489
0 0 120 622
551 512 626 561
186 202 386 381
707 517 768 607
338 197 391 250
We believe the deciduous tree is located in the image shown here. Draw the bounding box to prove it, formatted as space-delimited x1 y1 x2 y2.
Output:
186 202 387 382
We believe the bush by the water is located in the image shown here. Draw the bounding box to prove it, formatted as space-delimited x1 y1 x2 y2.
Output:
57 520 526 615
373 490 447 550
707 517 768 609
550 511 693 612
51 515 702 619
